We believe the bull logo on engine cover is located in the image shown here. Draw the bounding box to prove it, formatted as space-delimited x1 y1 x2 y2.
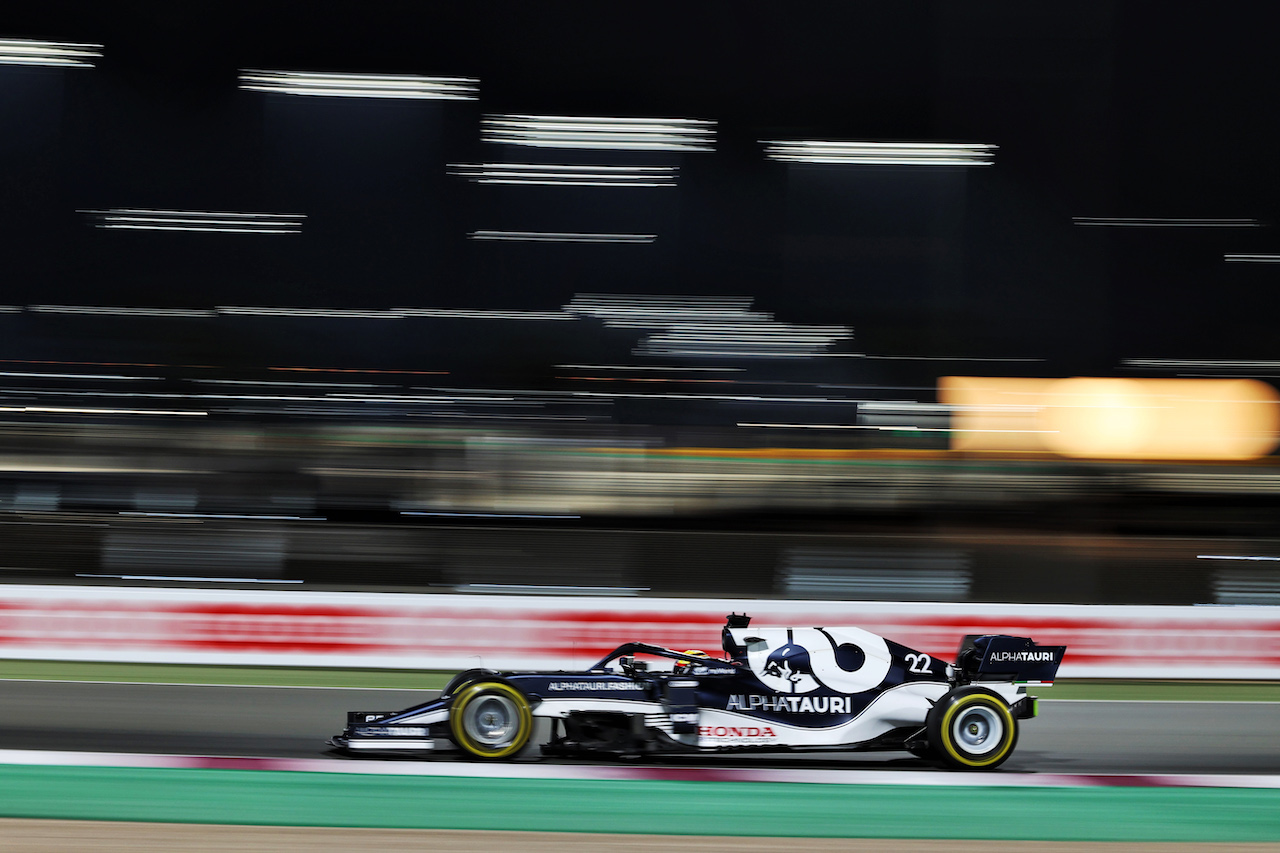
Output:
745 627 893 695
762 638 818 693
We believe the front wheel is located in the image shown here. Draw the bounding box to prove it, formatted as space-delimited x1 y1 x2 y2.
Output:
926 687 1018 770
449 681 534 760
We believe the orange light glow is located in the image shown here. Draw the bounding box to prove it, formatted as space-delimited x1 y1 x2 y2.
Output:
940 376 1280 460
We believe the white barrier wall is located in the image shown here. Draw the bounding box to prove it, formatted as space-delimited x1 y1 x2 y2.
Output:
1 584 1278 678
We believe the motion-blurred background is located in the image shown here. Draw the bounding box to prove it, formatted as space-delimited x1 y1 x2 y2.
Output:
2 2 1280 607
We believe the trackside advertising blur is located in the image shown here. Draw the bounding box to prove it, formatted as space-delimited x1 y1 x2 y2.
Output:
0 585 1277 678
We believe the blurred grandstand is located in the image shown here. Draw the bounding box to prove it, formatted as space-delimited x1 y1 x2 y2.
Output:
2 414 1278 605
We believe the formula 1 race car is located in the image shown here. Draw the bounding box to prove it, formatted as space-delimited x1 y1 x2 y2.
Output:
330 614 1065 770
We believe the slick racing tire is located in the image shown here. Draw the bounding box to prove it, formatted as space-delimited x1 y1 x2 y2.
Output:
449 681 534 760
926 687 1018 770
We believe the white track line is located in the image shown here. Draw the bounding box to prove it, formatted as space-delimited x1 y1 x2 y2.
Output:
1 749 1278 789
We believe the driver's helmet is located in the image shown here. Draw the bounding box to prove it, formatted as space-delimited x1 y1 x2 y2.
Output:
673 649 710 674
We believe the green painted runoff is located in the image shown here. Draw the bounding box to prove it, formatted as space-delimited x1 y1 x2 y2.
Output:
0 766 1278 841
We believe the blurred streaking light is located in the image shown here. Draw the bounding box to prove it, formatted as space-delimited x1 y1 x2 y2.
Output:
1124 358 1280 371
568 293 754 325
457 584 647 596
571 391 848 403
402 511 580 519
238 69 477 100
483 115 714 151
15 303 574 323
1198 555 1280 561
556 364 742 372
269 366 446 375
1073 217 1260 227
0 38 101 67
78 573 303 584
763 140 996 166
0 406 206 416
567 293 850 358
469 231 655 243
120 512 324 521
737 422 1050 432
0 357 167 368
83 209 304 234
326 392 509 401
449 163 677 187
192 392 437 403
395 308 574 320
218 306 401 319
784 547 970 601
195 379 385 388
638 325 850 358
738 423 862 429
860 401 954 413
30 305 217 317
0 370 162 380
406 412 593 422
11 390 187 403
863 354 1045 362
1225 254 1280 263
1211 565 1280 605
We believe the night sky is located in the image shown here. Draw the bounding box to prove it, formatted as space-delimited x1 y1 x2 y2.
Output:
2 2 1279 403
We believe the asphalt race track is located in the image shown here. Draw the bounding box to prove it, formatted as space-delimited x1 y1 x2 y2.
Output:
2 681 1278 774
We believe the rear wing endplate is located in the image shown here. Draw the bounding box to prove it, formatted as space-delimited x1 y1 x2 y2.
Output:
959 634 1066 684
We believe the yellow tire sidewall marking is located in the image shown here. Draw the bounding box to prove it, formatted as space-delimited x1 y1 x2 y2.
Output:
940 694 1014 767
450 682 533 759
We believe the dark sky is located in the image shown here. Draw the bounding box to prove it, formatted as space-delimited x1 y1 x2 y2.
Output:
1 2 1278 395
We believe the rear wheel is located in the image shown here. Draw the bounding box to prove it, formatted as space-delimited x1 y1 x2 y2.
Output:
449 681 534 760
926 687 1017 770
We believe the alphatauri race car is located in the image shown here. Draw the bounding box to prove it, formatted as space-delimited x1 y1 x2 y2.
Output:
330 614 1065 770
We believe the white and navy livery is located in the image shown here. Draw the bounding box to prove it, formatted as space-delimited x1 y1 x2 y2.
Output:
329 614 1065 770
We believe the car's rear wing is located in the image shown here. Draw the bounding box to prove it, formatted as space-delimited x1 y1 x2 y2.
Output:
956 634 1066 685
